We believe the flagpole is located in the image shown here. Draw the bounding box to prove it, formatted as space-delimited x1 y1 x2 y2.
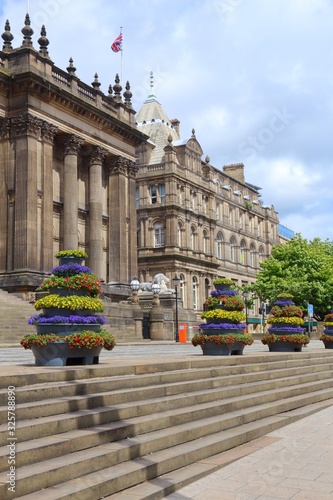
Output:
120 27 123 84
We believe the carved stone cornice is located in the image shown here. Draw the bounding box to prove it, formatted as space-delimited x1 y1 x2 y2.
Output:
41 122 58 144
11 114 43 138
63 134 84 156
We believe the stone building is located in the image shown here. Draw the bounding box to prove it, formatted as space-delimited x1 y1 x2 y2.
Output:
135 74 280 315
0 16 146 297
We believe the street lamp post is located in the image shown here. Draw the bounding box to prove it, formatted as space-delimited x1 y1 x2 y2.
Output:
172 274 181 342
130 277 140 304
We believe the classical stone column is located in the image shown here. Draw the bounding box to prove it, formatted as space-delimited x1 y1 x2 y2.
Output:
89 146 105 278
63 135 84 250
0 119 10 271
41 122 58 270
108 156 137 285
11 114 43 270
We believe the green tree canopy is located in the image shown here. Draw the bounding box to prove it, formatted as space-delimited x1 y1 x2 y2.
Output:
251 234 333 320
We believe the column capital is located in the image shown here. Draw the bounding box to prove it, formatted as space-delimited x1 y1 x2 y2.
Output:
0 118 10 140
63 134 84 156
41 122 58 144
11 114 43 138
89 146 108 166
109 155 138 176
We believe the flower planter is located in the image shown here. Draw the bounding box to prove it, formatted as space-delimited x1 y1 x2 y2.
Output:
323 342 333 349
36 324 101 334
201 341 245 356
268 341 303 352
58 257 84 266
42 308 94 317
201 328 245 335
214 284 231 292
31 342 102 366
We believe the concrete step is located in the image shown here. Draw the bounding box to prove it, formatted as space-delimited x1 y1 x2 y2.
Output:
106 398 333 500
0 289 36 344
14 400 333 500
2 353 333 499
2 360 333 423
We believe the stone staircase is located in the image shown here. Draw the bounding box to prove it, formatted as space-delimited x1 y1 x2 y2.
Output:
1 351 333 499
0 290 36 345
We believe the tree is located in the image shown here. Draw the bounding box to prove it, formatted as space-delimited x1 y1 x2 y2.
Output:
251 234 333 320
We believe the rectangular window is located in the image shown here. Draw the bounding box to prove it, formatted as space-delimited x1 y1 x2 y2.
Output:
136 187 140 207
160 184 166 203
150 185 157 204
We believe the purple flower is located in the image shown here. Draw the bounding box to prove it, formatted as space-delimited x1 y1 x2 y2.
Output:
199 323 246 329
210 290 238 297
28 314 106 325
273 299 295 307
324 328 333 334
268 326 305 333
51 264 93 276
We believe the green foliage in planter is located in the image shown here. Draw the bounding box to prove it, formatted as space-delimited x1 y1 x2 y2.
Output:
201 309 246 322
34 294 104 312
320 334 333 342
192 333 253 346
20 329 116 351
212 278 234 286
40 274 102 296
262 333 309 345
55 249 88 259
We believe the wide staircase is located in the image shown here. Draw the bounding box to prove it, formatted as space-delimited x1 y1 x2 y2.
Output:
0 290 36 344
1 351 333 499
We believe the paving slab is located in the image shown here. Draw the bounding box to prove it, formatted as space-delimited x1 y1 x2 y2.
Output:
165 404 333 499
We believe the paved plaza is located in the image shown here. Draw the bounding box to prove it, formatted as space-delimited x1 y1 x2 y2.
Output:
0 339 324 365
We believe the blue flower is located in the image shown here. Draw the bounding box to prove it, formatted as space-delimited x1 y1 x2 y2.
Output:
51 264 93 276
28 314 106 325
199 323 245 329
210 290 238 297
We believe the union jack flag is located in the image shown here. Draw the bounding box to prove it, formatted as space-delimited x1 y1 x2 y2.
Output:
111 33 123 53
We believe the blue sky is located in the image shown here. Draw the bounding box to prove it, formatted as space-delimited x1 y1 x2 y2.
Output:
1 0 332 241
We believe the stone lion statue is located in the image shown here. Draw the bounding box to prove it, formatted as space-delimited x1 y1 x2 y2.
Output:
139 273 174 293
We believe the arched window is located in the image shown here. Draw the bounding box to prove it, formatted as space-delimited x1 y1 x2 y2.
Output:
190 226 196 250
216 232 223 259
259 245 265 262
240 240 246 265
250 243 256 267
153 222 165 247
192 276 198 310
230 236 237 262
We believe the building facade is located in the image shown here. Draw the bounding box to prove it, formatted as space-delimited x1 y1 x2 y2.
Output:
135 75 280 315
0 16 146 296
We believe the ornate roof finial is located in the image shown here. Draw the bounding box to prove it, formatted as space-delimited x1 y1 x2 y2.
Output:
91 73 101 89
191 128 196 138
150 71 154 90
167 134 173 144
113 73 122 102
108 84 113 96
21 13 34 47
205 155 210 164
123 81 132 107
2 20 13 51
66 57 76 75
38 25 49 56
